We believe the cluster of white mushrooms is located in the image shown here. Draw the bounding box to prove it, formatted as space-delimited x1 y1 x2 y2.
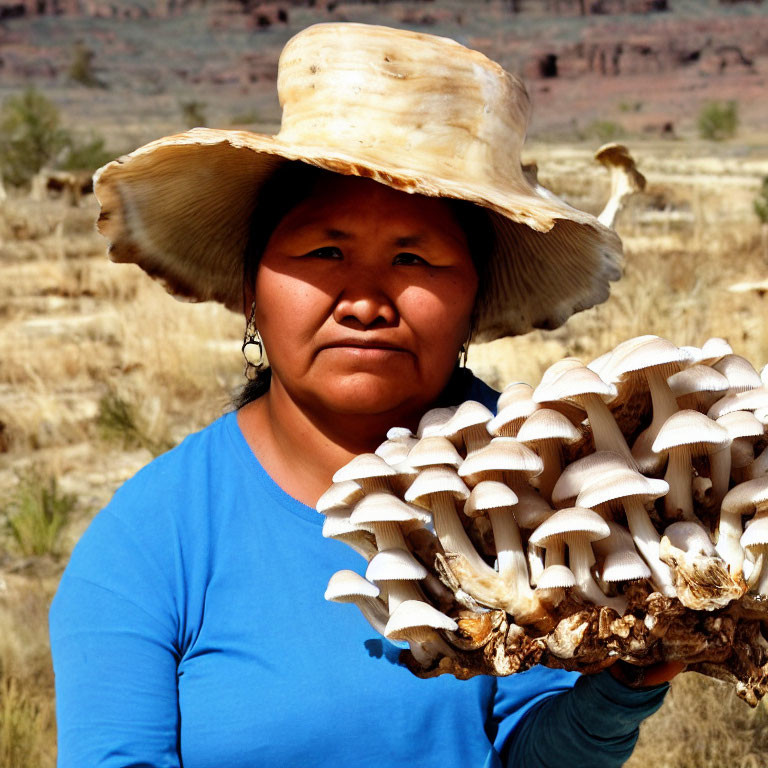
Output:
318 336 768 705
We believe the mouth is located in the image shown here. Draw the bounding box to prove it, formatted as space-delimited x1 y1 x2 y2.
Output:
320 339 411 354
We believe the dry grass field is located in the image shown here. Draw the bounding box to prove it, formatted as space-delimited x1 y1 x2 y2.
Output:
2 138 768 766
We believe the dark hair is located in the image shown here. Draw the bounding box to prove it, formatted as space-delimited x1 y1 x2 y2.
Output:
233 162 495 409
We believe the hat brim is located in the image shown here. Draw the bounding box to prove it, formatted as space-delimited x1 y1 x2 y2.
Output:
94 127 622 342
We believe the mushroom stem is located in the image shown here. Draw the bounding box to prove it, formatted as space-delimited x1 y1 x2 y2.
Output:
568 538 627 614
544 540 565 567
403 628 457 665
716 510 746 578
537 441 563 503
385 580 427 613
623 497 676 596
488 507 541 604
746 550 765 592
430 492 496 576
463 425 492 455
710 446 732 510
663 445 695 521
372 521 409 551
645 366 680 442
746 447 768 480
581 393 637 470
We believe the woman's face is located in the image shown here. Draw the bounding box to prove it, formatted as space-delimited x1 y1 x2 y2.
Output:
252 174 479 421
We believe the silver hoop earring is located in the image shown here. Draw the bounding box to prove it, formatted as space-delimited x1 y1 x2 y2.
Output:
242 301 266 380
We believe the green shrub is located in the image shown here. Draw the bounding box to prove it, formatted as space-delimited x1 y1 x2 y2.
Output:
3 472 75 558
698 101 739 141
58 134 113 172
754 176 768 224
97 390 174 457
0 89 70 186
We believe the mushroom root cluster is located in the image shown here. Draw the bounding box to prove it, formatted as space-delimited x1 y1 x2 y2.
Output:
318 336 768 706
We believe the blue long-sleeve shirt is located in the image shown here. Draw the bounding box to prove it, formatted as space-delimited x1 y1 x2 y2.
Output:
50 382 667 767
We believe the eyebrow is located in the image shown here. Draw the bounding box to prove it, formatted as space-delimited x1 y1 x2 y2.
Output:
290 222 464 250
311 227 428 248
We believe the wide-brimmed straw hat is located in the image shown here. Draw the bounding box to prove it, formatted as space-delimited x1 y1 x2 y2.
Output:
94 22 622 343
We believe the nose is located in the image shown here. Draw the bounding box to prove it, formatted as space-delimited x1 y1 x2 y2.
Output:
332 267 398 330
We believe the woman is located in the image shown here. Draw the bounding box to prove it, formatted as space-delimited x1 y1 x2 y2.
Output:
50 22 679 767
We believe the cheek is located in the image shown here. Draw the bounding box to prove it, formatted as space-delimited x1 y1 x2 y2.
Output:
253 267 329 346
401 276 477 344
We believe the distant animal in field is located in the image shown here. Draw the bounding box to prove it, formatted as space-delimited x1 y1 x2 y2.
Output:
30 169 94 207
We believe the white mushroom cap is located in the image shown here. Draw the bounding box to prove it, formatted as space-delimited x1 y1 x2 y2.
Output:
741 517 768 594
741 516 768 549
350 493 431 526
576 469 668 510
464 481 519 517
721 476 768 519
325 570 389 637
333 453 397 484
512 486 554 529
707 387 768 420
535 564 576 590
384 599 458 637
384 600 458 665
458 437 543 486
366 548 428 582
322 509 372 537
602 334 688 381
417 406 458 438
699 337 733 365
529 507 611 548
375 436 417 465
663 521 716 557
652 410 730 454
496 381 535 413
600 549 652 583
551 451 632 508
533 360 617 404
316 480 364 513
405 466 471 507
713 354 763 393
516 408 582 445
441 400 494 454
387 426 415 441
593 522 651 583
325 569 380 601
488 400 540 438
407 436 464 470
717 410 764 468
668 365 729 408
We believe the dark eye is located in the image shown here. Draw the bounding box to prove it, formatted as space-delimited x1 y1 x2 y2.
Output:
304 246 343 259
393 252 429 266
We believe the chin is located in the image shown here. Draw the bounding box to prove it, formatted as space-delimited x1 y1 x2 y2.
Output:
319 374 433 418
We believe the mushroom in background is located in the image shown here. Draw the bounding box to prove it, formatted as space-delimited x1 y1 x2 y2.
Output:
594 143 647 228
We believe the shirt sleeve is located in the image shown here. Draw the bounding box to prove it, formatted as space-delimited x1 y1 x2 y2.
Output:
49 507 183 768
503 669 668 768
